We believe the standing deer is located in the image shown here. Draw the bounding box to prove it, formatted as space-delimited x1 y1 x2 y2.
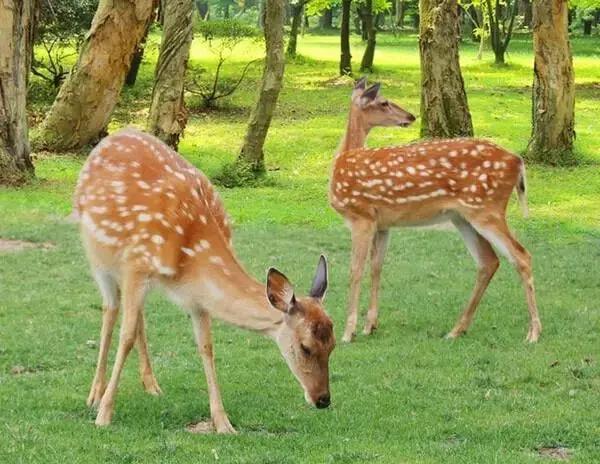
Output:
331 78 541 343
75 128 335 433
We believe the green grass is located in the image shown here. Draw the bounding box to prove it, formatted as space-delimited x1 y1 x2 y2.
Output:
1 31 600 463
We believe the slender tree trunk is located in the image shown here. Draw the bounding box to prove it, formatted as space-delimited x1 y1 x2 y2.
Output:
396 0 405 27
125 15 154 87
526 0 575 164
287 0 305 57
520 0 532 28
147 0 193 149
319 8 333 28
0 0 35 185
340 0 352 75
360 0 376 71
195 0 209 19
419 0 473 138
237 0 285 173
583 19 592 35
37 0 154 151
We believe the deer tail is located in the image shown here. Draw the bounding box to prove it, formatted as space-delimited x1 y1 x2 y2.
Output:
516 160 529 218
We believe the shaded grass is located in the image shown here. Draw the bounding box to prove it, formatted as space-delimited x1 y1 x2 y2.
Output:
1 31 600 463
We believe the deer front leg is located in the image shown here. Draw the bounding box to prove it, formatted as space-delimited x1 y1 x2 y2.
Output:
88 271 119 408
364 230 390 335
190 310 236 434
95 269 146 426
343 219 376 343
136 311 162 396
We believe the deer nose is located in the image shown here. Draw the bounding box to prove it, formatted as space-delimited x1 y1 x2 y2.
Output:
316 393 331 409
407 113 416 122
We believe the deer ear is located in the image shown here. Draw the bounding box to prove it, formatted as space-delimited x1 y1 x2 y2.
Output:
266 268 296 313
355 76 368 91
360 83 381 105
352 76 368 100
309 255 328 300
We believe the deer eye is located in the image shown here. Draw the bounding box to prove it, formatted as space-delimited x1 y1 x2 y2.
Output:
300 344 311 357
381 100 390 107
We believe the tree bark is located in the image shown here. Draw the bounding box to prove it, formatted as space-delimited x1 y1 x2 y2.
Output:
419 0 473 138
37 0 154 151
396 0 405 27
125 14 154 87
526 0 575 164
520 0 532 28
286 0 306 58
360 0 376 71
340 0 352 75
0 0 35 185
319 8 333 28
237 0 285 173
147 0 193 149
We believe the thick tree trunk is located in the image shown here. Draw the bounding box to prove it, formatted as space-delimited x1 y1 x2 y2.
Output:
37 0 154 151
526 0 575 164
340 0 352 75
237 0 285 173
147 0 193 149
286 0 305 57
360 0 376 72
419 0 473 138
0 0 35 185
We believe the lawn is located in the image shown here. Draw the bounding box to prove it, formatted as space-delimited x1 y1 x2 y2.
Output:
1 31 600 463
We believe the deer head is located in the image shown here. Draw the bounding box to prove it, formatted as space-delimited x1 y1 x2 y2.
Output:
267 256 335 408
351 76 416 129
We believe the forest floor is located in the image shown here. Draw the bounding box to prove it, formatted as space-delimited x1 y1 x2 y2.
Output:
1 32 599 463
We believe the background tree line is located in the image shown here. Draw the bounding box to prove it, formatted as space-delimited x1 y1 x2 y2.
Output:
1 0 597 186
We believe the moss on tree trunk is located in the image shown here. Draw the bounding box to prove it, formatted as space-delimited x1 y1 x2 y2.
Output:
147 0 193 149
37 0 154 152
419 0 473 138
526 0 575 165
0 0 35 185
236 0 285 175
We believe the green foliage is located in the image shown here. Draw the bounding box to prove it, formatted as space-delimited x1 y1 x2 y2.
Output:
194 18 259 42
33 0 98 87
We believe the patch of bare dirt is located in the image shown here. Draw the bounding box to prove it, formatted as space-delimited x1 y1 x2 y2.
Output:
538 446 572 460
186 420 214 434
0 239 55 253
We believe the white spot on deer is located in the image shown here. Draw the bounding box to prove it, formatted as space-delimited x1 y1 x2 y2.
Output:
209 256 225 266
181 247 195 257
479 173 487 181
470 185 477 193
138 213 152 222
483 160 492 168
406 166 416 175
151 235 165 245
175 225 184 235
137 181 150 190
90 206 107 214
152 257 175 276
175 172 186 181
132 172 141 178
132 205 147 211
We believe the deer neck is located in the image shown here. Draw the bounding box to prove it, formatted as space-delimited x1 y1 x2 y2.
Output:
173 249 284 339
337 106 371 155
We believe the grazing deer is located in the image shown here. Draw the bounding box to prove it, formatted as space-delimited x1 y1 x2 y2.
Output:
330 78 541 343
74 128 335 433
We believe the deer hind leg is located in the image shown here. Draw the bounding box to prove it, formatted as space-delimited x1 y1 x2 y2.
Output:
447 217 499 339
343 218 376 343
190 310 236 434
474 219 542 343
136 311 162 396
364 229 390 335
87 270 120 408
95 268 147 426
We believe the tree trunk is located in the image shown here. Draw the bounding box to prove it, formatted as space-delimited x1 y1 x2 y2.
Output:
419 0 473 138
195 0 209 19
37 0 154 151
125 16 153 87
526 0 575 164
319 8 333 28
396 0 405 27
237 0 285 173
583 19 592 35
360 0 376 72
340 0 352 75
0 0 35 185
147 0 193 149
287 0 305 58
520 0 532 28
